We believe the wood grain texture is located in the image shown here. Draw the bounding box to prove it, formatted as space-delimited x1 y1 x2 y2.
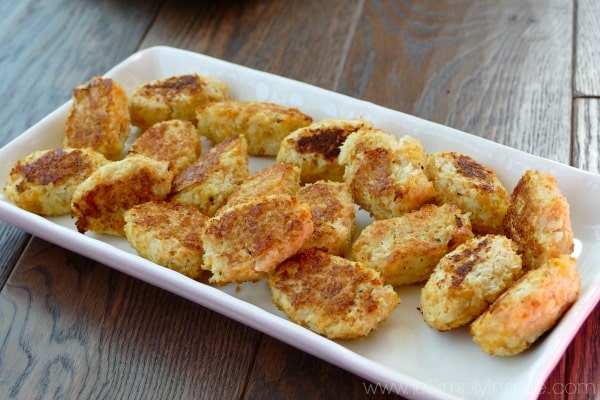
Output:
574 0 600 96
573 99 600 174
564 308 600 400
245 336 404 400
541 361 568 400
0 0 162 148
140 0 364 90
0 238 262 399
339 0 573 162
0 223 29 288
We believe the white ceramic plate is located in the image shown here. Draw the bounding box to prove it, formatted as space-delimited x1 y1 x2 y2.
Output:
1 46 599 400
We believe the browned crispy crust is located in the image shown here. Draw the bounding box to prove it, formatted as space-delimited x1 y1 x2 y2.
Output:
426 151 510 234
172 135 244 191
352 203 474 286
269 248 399 339
276 118 373 183
169 135 249 216
420 234 523 331
201 195 314 285
9 149 103 187
128 119 201 174
64 76 130 160
355 147 395 195
129 74 228 130
295 128 347 159
296 181 356 256
71 155 173 236
4 148 108 215
339 129 436 220
502 170 574 271
219 162 300 212
124 201 208 279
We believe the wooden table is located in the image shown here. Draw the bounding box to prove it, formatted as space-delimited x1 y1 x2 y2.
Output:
1 1 598 399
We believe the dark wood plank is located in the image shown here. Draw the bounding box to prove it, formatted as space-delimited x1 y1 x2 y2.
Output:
565 307 600 400
574 0 600 96
0 224 29 288
140 0 363 90
573 99 600 175
339 0 573 163
0 238 262 399
0 0 163 148
541 361 569 400
245 336 404 400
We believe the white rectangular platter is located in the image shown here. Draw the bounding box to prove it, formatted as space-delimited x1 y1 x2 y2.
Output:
1 46 599 400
